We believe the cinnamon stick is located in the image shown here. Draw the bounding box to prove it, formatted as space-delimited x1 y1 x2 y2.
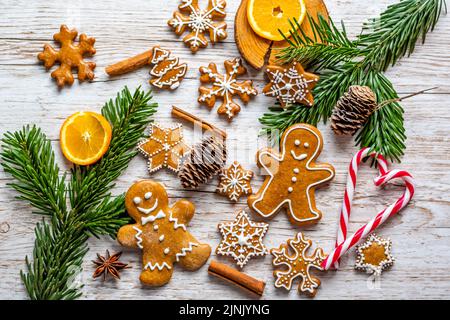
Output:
208 260 265 296
105 50 153 76
171 106 227 139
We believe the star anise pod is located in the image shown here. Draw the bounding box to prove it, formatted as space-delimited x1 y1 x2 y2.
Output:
92 250 130 280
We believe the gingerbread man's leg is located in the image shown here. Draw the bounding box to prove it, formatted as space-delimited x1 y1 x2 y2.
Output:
177 234 211 271
139 267 174 287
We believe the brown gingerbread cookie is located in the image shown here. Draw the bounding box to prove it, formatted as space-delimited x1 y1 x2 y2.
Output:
117 180 211 286
216 161 253 202
37 25 96 87
355 233 394 276
263 62 319 108
168 0 227 52
198 58 257 120
137 123 190 174
247 123 334 226
272 232 325 297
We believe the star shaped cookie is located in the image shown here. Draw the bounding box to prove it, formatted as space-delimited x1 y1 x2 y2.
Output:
355 233 394 276
216 210 268 268
263 62 319 108
138 123 189 174
216 161 253 202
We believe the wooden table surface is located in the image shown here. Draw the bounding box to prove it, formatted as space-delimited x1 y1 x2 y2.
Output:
1 0 449 300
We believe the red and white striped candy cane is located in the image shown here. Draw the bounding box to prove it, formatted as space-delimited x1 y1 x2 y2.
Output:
322 147 415 271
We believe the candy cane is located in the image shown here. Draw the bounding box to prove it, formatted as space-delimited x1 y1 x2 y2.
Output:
322 147 415 271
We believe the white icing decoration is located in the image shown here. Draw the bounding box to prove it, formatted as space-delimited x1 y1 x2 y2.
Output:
216 210 269 268
290 150 307 161
295 140 301 146
169 212 187 231
198 58 257 119
264 62 318 106
133 197 141 205
294 168 299 174
216 162 253 202
144 192 152 200
137 199 159 215
133 226 144 249
144 261 171 271
291 177 297 182
251 125 335 223
137 123 187 173
304 142 310 148
175 242 199 262
164 248 170 255
167 0 227 50
159 235 165 242
153 224 159 231
288 187 293 193
141 210 165 226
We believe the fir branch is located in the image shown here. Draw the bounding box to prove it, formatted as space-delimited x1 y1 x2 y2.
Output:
360 0 447 71
261 0 445 161
1 87 157 300
1 126 66 219
278 15 361 70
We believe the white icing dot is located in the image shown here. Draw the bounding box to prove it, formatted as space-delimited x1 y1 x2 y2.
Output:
164 248 170 255
293 168 299 174
144 192 152 200
159 235 165 242
295 140 301 146
288 187 293 193
292 177 297 182
133 197 141 205
304 142 309 148
153 225 159 231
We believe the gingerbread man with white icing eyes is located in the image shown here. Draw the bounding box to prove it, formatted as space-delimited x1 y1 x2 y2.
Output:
248 124 335 226
117 180 211 286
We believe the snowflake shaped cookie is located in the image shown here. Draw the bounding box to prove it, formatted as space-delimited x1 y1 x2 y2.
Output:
355 233 394 276
217 161 253 202
138 123 190 174
216 210 268 268
168 0 228 52
199 58 258 120
37 25 96 87
263 62 319 108
271 232 325 297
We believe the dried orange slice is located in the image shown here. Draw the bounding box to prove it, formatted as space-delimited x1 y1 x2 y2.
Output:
60 111 112 166
247 0 306 42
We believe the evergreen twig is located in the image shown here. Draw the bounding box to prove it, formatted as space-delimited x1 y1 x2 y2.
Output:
260 0 446 161
0 86 157 300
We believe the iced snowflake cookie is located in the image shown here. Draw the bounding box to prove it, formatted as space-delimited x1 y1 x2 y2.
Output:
263 62 319 108
137 123 190 174
117 180 211 286
216 161 253 202
38 25 96 88
199 58 258 120
168 0 227 52
216 210 268 268
355 233 394 276
247 123 334 226
272 232 325 297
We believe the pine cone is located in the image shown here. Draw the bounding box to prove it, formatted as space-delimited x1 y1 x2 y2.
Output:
330 86 378 135
178 136 227 189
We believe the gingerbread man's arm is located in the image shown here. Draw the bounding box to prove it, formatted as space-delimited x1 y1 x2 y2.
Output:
170 199 195 226
117 224 140 248
309 162 335 183
256 148 282 176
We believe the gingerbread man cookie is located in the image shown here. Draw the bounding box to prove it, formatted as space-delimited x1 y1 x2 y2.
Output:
248 124 335 226
117 180 211 286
